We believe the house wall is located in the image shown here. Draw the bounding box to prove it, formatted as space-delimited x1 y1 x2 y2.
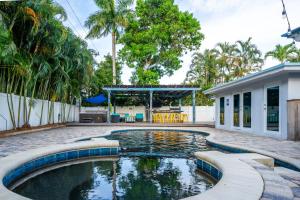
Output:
0 93 79 131
214 75 289 140
288 73 300 100
80 106 215 123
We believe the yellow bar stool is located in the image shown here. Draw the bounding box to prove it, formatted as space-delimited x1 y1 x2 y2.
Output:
153 113 157 123
174 113 180 123
181 114 188 123
164 113 169 124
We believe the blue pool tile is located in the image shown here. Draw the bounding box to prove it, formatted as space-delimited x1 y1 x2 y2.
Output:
79 149 89 158
217 171 222 180
196 160 203 169
24 161 35 172
202 161 211 174
89 149 99 156
67 151 78 160
46 155 57 165
5 174 12 186
111 148 118 155
3 176 8 186
211 166 219 180
34 158 45 168
101 148 110 156
56 152 67 162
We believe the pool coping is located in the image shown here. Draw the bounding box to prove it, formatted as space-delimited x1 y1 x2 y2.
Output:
0 127 297 200
204 130 300 172
183 151 264 200
0 139 119 200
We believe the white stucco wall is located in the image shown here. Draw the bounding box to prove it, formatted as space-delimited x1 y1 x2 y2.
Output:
214 75 290 140
0 93 79 131
81 105 215 123
288 73 300 100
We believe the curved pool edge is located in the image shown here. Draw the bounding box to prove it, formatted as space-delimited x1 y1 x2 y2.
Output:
204 130 300 172
0 139 119 200
183 151 264 200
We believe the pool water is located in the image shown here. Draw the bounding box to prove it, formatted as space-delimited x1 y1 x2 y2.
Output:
14 157 215 200
105 130 211 157
13 130 215 200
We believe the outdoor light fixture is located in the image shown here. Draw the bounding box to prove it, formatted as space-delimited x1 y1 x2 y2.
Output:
281 10 286 19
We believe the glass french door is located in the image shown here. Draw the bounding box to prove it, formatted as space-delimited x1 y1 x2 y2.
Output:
243 92 251 128
220 97 225 125
233 94 240 127
265 86 279 132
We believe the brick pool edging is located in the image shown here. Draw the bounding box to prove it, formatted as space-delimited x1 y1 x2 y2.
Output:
0 139 119 200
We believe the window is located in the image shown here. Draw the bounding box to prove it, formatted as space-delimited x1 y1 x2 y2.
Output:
220 97 225 125
243 92 251 128
233 94 240 127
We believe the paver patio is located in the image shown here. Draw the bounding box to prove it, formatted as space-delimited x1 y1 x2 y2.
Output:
0 126 300 199
0 126 299 161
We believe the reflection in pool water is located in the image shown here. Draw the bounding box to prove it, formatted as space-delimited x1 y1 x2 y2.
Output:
14 130 215 200
105 130 211 157
14 157 215 200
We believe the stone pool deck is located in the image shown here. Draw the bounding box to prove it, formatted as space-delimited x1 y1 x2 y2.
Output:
0 126 300 199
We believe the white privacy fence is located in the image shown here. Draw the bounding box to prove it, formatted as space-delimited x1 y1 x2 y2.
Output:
81 105 215 122
0 93 79 131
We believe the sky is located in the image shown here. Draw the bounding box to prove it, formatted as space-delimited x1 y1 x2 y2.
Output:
56 0 300 84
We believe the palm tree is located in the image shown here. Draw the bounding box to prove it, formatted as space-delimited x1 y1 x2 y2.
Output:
85 0 133 85
185 50 217 89
234 37 263 77
265 43 298 63
213 42 237 83
0 0 95 128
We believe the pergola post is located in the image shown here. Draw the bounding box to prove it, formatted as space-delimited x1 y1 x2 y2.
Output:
149 90 153 123
107 90 111 123
179 98 182 111
192 90 196 124
113 99 116 113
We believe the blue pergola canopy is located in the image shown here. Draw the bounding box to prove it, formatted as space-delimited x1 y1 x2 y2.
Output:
84 94 107 104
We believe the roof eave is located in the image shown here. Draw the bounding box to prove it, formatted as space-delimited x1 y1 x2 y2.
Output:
204 63 300 95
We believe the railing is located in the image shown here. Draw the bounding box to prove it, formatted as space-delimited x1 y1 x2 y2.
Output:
0 113 7 131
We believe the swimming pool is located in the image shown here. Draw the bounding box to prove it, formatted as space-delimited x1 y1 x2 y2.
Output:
10 129 218 200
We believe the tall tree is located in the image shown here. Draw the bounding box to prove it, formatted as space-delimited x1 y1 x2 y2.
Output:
185 50 217 89
85 0 133 85
234 37 263 78
184 38 263 106
0 0 95 128
119 0 204 85
213 42 237 83
265 43 298 63
90 54 122 96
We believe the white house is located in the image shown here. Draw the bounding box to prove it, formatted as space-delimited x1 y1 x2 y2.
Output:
204 63 300 140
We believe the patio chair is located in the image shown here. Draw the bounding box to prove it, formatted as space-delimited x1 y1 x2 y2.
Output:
135 113 144 122
111 113 120 123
